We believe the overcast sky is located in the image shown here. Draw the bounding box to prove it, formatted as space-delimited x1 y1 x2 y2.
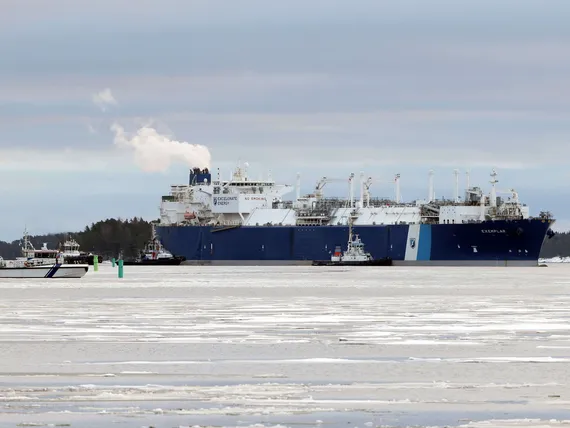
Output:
1 0 569 240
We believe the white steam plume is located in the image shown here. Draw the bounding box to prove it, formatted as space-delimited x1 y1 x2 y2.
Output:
111 123 211 172
92 88 117 111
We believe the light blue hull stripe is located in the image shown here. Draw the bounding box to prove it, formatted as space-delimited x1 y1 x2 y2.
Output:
417 224 432 260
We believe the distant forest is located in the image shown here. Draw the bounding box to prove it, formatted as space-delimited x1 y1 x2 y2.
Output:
0 217 567 259
0 218 153 260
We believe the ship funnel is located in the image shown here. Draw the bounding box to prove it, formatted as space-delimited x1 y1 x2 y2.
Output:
189 167 211 186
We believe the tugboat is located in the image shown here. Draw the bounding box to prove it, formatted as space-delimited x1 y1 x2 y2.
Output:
123 223 186 266
312 215 392 266
58 236 99 265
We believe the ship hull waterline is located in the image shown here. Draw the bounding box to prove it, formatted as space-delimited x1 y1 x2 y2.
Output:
122 257 186 266
312 258 393 266
177 259 541 267
0 264 89 278
156 218 555 267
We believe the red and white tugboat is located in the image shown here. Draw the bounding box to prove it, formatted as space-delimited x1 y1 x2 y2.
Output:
313 215 392 266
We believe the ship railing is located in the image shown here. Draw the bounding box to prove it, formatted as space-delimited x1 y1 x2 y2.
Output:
421 203 440 213
3 259 27 268
367 202 417 208
493 215 525 221
212 224 242 232
422 199 488 207
367 197 400 206
311 197 351 208
215 220 242 226
538 211 554 220
297 210 331 217
296 221 328 226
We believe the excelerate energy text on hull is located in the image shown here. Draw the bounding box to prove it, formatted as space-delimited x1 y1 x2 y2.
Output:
156 164 555 266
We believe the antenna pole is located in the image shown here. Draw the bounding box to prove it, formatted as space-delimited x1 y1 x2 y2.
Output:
489 169 498 207
348 213 353 244
349 173 355 208
359 171 365 209
454 169 459 203
395 174 401 203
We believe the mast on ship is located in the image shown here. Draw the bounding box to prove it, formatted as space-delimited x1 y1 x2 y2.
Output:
348 215 353 247
147 222 163 260
20 228 35 258
347 210 359 249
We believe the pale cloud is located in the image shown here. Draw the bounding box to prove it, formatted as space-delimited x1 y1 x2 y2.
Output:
1 108 568 171
2 0 568 34
0 72 330 104
435 41 570 68
92 88 117 112
0 148 126 173
152 110 570 171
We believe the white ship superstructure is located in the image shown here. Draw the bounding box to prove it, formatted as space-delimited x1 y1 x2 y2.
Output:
159 164 532 228
60 237 81 259
19 229 61 266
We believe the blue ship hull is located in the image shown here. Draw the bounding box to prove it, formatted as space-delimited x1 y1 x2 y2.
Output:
156 219 554 266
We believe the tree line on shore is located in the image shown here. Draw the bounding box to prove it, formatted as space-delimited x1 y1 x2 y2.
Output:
0 218 153 260
0 217 567 260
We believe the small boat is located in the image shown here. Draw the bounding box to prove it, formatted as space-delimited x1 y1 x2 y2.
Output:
0 257 88 278
312 213 392 266
122 223 186 266
0 229 90 278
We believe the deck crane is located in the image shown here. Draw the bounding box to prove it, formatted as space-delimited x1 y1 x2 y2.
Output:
314 173 356 207
361 175 400 207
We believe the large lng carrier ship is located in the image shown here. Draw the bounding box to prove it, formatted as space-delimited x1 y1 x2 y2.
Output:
156 164 555 266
